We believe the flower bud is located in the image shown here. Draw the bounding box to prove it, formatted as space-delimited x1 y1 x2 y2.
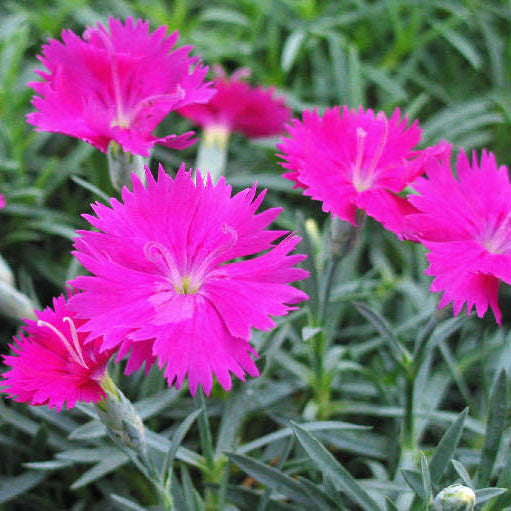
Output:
97 374 146 458
0 281 35 320
434 484 476 511
107 141 148 191
0 254 14 287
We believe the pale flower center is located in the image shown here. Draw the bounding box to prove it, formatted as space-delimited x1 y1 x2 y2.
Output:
480 212 511 254
144 225 238 296
351 112 388 193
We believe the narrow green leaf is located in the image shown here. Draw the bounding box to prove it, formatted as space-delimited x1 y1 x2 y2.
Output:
429 408 468 484
161 408 202 481
71 454 127 489
23 460 73 471
228 452 314 506
237 421 368 455
110 494 148 511
291 422 380 511
478 371 507 488
302 326 322 341
439 27 482 69
353 302 409 362
71 175 110 201
0 471 47 504
475 488 507 505
348 44 363 108
385 497 399 511
181 464 204 511
281 30 306 72
402 469 427 501
420 452 432 502
296 476 338 511
451 459 473 489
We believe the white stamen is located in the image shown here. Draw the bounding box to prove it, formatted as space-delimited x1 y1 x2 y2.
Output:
37 320 89 368
366 112 389 177
144 241 183 285
63 317 89 368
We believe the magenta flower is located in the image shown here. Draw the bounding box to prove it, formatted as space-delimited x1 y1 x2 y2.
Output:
1 294 112 411
407 146 511 324
0 194 5 209
178 67 291 138
277 106 429 235
70 166 308 395
27 17 215 157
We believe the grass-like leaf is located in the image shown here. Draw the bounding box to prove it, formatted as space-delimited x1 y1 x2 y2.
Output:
291 422 381 511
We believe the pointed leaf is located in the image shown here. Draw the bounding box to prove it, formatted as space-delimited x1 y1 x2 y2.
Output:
291 422 380 511
451 460 474 489
110 494 148 511
353 302 409 363
420 452 432 502
402 469 427 501
429 408 468 484
161 408 202 480
227 452 314 506
478 371 507 488
475 487 507 505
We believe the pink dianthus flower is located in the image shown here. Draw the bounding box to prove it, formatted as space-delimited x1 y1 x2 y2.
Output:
178 66 291 138
407 145 511 324
0 194 5 209
27 17 215 157
70 166 308 395
277 106 431 236
1 294 112 411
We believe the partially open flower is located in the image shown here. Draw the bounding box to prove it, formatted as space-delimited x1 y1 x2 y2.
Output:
178 66 291 139
407 145 511 323
1 293 112 411
278 106 435 237
27 17 214 157
70 165 308 395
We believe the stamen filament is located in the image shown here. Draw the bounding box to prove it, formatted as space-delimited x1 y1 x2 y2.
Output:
37 320 89 368
366 112 388 177
63 317 89 368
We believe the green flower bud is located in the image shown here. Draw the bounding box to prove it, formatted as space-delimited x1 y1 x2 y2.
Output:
0 281 35 320
0 254 14 286
434 484 476 511
97 374 146 458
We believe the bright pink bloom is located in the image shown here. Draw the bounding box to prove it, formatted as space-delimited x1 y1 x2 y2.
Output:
1 294 112 411
178 67 290 138
277 106 429 235
27 17 215 157
407 145 511 323
70 166 308 395
0 194 5 209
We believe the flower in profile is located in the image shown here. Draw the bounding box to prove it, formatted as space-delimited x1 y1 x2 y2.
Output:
0 194 5 210
1 294 112 411
27 17 215 157
407 145 511 323
178 66 291 139
70 166 308 395
277 106 428 236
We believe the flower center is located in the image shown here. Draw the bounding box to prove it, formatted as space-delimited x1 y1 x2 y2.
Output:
351 112 388 193
144 225 238 296
480 212 511 254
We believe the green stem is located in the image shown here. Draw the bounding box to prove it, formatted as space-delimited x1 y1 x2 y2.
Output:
403 369 416 450
195 389 215 473
195 126 230 183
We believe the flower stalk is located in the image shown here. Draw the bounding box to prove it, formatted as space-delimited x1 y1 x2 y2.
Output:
107 141 148 191
195 125 230 183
